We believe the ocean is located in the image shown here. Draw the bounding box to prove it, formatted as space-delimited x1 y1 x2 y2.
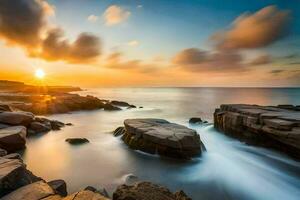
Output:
22 88 300 200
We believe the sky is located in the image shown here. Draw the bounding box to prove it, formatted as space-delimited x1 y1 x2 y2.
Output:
0 0 299 87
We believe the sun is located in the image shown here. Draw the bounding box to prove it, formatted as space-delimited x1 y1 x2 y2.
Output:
35 69 45 79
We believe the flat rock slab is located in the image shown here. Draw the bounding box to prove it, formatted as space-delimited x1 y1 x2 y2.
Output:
122 119 202 158
214 104 300 159
113 182 191 200
0 126 27 152
0 111 34 126
2 181 54 200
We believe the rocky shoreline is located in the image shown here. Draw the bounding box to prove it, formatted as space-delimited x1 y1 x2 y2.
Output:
214 104 300 159
0 80 137 115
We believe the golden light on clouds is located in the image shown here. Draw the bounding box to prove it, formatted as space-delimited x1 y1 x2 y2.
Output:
103 5 131 26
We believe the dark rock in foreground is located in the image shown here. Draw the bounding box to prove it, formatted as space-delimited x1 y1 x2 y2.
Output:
1 181 55 200
48 179 67 197
113 182 192 200
121 119 203 159
0 157 41 197
214 104 300 159
65 138 89 145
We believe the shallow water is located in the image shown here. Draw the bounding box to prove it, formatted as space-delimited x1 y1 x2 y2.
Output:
23 88 300 200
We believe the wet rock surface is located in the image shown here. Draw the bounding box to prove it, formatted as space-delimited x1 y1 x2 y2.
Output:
113 182 192 200
214 104 300 159
121 118 202 159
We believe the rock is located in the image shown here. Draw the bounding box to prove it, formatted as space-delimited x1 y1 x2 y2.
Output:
123 174 139 186
214 104 300 159
113 182 192 200
48 179 67 197
50 120 65 130
0 123 10 129
0 157 41 197
0 148 7 156
188 117 202 124
127 105 136 109
65 138 89 145
2 153 22 160
122 118 202 159
139 106 143 109
29 122 51 134
103 103 122 111
65 123 73 126
113 127 126 137
84 186 109 198
111 101 131 107
0 104 12 112
0 111 34 126
64 190 110 200
0 126 27 152
1 181 54 200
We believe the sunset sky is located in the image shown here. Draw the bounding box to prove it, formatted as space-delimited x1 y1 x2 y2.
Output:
0 0 299 87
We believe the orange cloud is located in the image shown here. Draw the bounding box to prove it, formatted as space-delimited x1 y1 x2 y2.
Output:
0 0 101 63
212 5 291 50
104 5 131 26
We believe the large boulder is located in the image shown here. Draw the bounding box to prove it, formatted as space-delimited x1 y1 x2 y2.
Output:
214 104 300 159
0 126 27 152
0 158 41 197
1 181 54 200
122 119 202 159
113 182 192 200
0 111 34 126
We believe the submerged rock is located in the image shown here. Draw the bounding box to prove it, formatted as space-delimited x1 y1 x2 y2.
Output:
65 138 89 145
214 104 300 159
188 117 202 124
113 182 192 200
121 118 203 159
0 157 41 197
0 126 27 152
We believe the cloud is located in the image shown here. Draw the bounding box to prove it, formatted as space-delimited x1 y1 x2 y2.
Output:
212 5 291 50
104 51 160 73
0 0 101 63
172 48 245 72
104 5 131 26
249 55 271 65
87 14 98 22
36 28 101 63
127 40 139 46
137 5 143 9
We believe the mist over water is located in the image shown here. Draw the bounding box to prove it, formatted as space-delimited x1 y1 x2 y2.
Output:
22 88 300 200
